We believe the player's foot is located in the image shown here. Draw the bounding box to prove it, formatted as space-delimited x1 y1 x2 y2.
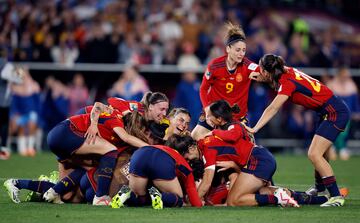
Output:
320 196 345 207
3 179 21 203
25 191 42 202
274 187 300 208
43 188 64 204
49 171 59 183
111 185 131 208
93 195 111 206
340 187 349 198
148 186 163 210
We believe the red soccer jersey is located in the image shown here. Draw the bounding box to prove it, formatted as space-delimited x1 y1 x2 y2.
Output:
82 98 144 116
277 67 333 110
69 109 124 146
153 145 202 207
200 55 259 119
198 123 254 169
107 97 144 115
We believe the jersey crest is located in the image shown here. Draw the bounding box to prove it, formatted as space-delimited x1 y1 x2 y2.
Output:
236 74 242 82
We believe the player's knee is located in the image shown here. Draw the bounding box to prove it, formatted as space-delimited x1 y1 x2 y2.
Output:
226 193 240 206
307 150 319 162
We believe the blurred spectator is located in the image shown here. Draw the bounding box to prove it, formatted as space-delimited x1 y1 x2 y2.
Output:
287 33 309 67
310 28 340 67
9 69 40 156
118 33 137 64
0 61 23 159
173 72 202 129
327 67 360 160
34 33 54 62
177 41 201 70
108 65 149 102
51 32 79 67
39 76 69 150
248 82 270 138
68 73 89 116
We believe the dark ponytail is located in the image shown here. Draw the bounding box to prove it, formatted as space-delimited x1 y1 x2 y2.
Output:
259 54 286 87
209 100 240 123
165 134 196 155
141 91 169 111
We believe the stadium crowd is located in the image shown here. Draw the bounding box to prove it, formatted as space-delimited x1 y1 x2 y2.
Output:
1 0 357 209
0 0 359 67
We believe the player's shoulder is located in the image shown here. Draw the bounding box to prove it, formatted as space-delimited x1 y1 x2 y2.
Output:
209 55 227 70
241 57 258 71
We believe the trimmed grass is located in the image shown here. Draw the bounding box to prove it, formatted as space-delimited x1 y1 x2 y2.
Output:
1 153 360 223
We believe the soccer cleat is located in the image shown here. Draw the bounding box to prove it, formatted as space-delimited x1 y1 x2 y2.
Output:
274 188 300 208
49 171 59 183
320 196 345 207
93 195 111 206
4 179 21 203
148 186 163 210
111 185 131 208
43 188 64 204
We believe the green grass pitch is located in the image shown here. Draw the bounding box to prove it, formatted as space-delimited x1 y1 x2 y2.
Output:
1 153 360 223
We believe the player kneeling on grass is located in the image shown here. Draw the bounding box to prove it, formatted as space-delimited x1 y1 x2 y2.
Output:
111 134 202 209
184 100 331 207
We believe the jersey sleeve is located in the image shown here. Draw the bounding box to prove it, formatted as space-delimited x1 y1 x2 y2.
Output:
184 173 202 207
277 78 296 97
202 147 217 170
212 124 243 142
244 58 260 74
199 64 214 108
106 114 125 129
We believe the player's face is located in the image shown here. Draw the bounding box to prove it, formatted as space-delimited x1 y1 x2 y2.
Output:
148 101 169 123
226 41 246 63
183 145 199 161
205 110 221 127
259 65 271 81
170 113 190 135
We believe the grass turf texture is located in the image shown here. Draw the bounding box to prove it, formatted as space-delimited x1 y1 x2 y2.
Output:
1 153 360 223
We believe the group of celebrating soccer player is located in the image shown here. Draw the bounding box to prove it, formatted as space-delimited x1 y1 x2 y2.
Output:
4 22 348 208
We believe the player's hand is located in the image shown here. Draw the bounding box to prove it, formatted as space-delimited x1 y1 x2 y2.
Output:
249 71 267 82
216 161 237 172
244 125 256 134
249 71 260 80
84 124 101 144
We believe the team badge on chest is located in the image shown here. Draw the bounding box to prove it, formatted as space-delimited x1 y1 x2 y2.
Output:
236 73 242 82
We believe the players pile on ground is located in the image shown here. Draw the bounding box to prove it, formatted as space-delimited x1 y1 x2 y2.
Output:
4 22 349 208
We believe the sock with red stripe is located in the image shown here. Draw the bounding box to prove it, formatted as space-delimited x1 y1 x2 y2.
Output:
315 171 326 192
322 176 340 197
